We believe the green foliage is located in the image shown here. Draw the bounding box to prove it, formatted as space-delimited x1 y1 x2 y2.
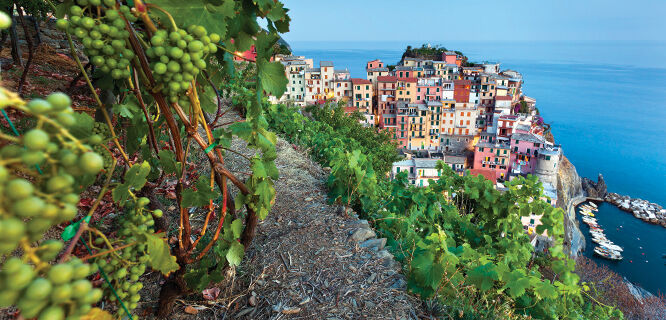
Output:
266 102 622 320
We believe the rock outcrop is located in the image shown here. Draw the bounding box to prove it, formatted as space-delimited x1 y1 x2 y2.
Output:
582 173 607 199
556 156 586 256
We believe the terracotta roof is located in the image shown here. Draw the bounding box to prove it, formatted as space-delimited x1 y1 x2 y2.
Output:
351 78 372 85
398 77 417 83
495 96 512 101
377 76 398 82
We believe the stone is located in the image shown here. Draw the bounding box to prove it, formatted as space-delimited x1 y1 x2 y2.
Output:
375 250 393 260
390 278 407 290
249 295 257 307
349 228 376 242
360 238 386 251
367 273 376 284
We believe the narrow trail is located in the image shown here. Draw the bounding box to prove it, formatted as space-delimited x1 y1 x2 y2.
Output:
218 135 423 319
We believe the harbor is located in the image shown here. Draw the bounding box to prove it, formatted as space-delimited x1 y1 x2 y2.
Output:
576 201 666 295
578 202 623 261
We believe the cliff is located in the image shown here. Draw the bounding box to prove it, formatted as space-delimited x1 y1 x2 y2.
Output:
556 155 586 256
582 173 607 199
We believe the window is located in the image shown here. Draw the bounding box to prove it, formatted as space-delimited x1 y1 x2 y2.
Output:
366 85 369 90
546 155 551 160
529 218 535 225
396 167 400 173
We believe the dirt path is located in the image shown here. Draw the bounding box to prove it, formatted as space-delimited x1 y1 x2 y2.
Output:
228 138 422 319
163 129 424 319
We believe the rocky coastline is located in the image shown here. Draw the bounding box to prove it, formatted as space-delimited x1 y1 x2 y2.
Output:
556 155 586 256
605 193 666 228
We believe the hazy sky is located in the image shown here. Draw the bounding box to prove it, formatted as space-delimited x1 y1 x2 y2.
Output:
280 0 666 42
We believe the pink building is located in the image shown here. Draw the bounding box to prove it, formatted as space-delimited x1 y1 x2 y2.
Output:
442 51 458 65
415 77 443 103
471 133 510 181
366 59 384 70
509 132 548 176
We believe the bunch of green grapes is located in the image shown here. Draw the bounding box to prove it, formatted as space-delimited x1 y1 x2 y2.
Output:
0 90 106 319
0 92 105 251
56 0 138 80
91 122 113 171
93 199 162 317
145 25 220 102
0 257 102 319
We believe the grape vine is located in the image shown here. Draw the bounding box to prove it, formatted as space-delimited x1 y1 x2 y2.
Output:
265 103 623 319
1 0 290 317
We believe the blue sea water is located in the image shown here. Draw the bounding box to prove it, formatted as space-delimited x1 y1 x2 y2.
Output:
288 40 666 295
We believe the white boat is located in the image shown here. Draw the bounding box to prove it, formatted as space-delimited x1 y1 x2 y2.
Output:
589 202 598 208
594 247 622 261
599 242 623 252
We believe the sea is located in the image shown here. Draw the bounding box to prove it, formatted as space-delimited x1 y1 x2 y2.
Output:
288 40 666 295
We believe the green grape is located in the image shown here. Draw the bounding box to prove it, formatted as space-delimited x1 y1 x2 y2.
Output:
17 299 49 319
37 240 64 261
59 204 78 221
6 178 34 199
70 280 92 299
59 151 78 166
69 5 83 16
27 99 52 114
61 193 80 205
25 278 53 301
98 23 110 34
102 45 115 55
73 28 87 39
0 165 7 182
13 196 46 217
7 264 35 290
154 62 167 74
38 306 65 320
159 55 170 64
42 204 59 220
90 0 101 5
72 264 91 279
48 264 74 285
56 113 76 127
1 218 26 241
0 290 20 308
78 152 104 174
55 19 69 31
81 17 95 29
23 129 49 151
21 150 46 166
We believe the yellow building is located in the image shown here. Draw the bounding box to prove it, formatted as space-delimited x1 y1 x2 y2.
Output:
396 77 417 102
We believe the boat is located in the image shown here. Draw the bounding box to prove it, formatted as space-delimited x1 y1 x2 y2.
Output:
589 202 598 208
594 247 622 261
581 205 598 212
599 242 623 252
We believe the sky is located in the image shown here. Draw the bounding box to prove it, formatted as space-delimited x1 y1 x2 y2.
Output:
279 0 666 42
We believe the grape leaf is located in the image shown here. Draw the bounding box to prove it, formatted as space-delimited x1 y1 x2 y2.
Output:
181 176 217 207
257 60 288 98
534 281 558 300
230 218 243 239
68 112 95 139
148 0 235 39
145 233 179 276
226 241 244 266
466 263 499 292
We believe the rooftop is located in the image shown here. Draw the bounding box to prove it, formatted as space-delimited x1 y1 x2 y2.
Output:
495 96 512 101
511 132 547 144
320 61 334 67
351 78 372 85
367 67 389 72
377 76 398 82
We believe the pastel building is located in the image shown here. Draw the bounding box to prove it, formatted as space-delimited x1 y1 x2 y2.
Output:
391 158 441 187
